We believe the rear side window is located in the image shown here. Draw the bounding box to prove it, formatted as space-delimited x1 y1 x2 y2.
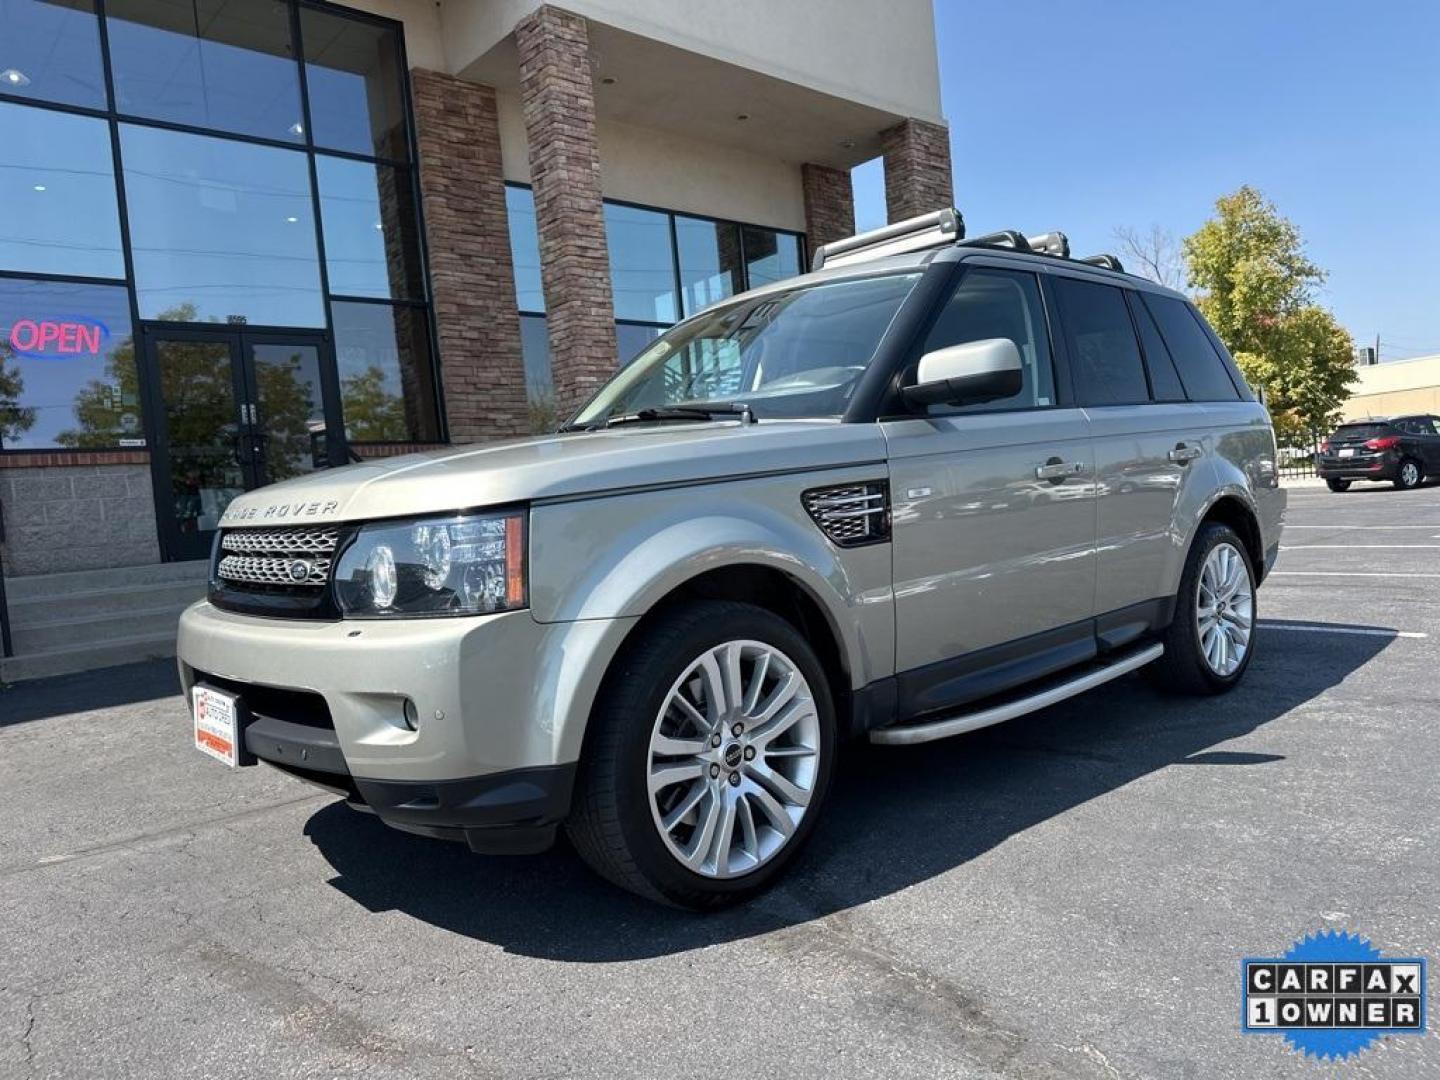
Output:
1143 295 1240 401
1334 423 1392 441
1053 277 1149 406
921 267 1056 413
1127 293 1186 402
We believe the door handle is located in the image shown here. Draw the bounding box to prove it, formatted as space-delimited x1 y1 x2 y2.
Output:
1168 444 1203 464
1035 459 1084 480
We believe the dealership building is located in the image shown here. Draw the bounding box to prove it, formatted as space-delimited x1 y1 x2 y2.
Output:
0 0 950 677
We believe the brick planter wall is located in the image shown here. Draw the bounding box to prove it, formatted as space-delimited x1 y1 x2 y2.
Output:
515 5 618 417
879 118 954 223
411 68 530 442
801 163 855 267
1 463 159 576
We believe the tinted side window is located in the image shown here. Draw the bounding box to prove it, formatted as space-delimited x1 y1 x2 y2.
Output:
1128 293 1186 402
921 268 1056 413
1053 278 1149 406
1143 295 1240 401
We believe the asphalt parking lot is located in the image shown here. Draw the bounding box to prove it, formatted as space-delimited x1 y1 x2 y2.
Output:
2 480 1438 1080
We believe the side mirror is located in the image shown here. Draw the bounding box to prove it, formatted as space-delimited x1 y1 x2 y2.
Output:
902 338 1023 408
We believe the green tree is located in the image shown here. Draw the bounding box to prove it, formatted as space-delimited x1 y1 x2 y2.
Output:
0 340 38 444
340 364 407 443
1184 186 1355 442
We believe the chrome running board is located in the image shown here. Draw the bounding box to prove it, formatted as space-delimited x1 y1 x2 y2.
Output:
869 642 1164 746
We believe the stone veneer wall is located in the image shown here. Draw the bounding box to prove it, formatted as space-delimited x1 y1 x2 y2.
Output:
410 68 531 442
515 5 619 417
0 462 159 576
801 163 856 266
879 118 955 223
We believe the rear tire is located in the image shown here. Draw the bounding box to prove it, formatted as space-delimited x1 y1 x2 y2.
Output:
1149 522 1256 696
1325 478 1350 492
566 600 836 909
1394 459 1422 490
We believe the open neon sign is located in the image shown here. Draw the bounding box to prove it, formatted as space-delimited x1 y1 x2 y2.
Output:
8 316 110 359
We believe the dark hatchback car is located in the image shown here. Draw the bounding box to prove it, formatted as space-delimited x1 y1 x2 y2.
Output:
1317 415 1440 491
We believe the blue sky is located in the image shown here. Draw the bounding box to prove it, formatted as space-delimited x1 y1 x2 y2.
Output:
853 1 1440 362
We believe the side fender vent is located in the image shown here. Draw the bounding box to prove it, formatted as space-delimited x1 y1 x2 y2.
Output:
802 481 890 547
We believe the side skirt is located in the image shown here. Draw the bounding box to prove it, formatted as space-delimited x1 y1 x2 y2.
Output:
869 641 1163 746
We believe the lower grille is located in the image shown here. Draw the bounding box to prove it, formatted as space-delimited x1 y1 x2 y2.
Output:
217 526 339 593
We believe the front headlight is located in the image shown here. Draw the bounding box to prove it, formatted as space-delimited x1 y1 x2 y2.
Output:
334 510 527 617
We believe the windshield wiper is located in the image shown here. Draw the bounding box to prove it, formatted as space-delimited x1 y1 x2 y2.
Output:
564 402 756 432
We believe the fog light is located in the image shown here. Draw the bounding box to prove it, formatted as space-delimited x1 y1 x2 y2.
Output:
402 698 420 731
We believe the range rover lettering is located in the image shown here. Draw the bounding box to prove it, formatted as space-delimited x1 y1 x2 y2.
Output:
179 209 1285 908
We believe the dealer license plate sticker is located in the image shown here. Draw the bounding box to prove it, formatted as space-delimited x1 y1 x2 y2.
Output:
193 686 240 767
1339 448 1355 457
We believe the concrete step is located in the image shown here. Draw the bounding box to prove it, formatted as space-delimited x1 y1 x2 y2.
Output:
7 579 204 625
0 631 178 684
10 603 190 654
4 560 207 602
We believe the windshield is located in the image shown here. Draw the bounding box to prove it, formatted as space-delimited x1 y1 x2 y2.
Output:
571 272 921 426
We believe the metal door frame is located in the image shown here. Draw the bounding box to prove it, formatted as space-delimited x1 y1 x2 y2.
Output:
139 324 344 562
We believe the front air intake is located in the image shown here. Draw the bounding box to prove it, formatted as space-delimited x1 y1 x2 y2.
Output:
802 482 890 547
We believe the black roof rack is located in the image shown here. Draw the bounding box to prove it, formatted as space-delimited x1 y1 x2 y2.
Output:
1078 254 1125 272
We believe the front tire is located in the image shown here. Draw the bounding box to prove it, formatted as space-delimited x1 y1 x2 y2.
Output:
1150 522 1256 695
566 600 836 908
1326 478 1350 492
1395 459 1422 490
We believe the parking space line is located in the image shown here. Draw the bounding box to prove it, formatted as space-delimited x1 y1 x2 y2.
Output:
1269 570 1440 578
1259 622 1428 640
1280 544 1440 549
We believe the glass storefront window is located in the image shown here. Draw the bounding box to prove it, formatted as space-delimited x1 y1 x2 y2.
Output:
676 217 743 317
507 186 544 313
0 0 106 108
0 278 139 449
519 313 555 433
742 226 802 288
300 5 407 160
330 300 439 443
616 322 664 366
0 102 125 279
316 155 422 300
605 203 677 324
121 123 325 327
105 0 304 143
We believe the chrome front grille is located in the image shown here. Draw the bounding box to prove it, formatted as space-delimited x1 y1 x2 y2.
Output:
217 526 339 591
802 482 890 547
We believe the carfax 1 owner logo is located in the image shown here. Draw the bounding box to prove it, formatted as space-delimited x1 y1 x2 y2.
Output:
1242 929 1428 1062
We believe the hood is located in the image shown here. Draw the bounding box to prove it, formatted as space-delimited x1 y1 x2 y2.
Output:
219 420 887 526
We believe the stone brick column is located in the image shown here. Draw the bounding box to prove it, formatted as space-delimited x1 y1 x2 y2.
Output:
410 69 530 442
879 118 954 223
515 5 618 417
801 163 855 267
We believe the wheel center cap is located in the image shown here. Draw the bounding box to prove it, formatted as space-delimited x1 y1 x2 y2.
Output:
722 742 743 770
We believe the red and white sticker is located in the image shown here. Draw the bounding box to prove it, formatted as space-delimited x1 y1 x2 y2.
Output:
193 686 240 767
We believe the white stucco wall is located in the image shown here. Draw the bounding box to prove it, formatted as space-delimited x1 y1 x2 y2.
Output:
494 93 804 231
435 0 941 121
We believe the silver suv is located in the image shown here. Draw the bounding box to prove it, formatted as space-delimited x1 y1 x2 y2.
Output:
178 210 1285 908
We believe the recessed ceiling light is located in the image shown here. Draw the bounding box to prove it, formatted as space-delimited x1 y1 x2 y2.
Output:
1 68 30 87
736 113 750 121
32 184 46 192
285 216 298 223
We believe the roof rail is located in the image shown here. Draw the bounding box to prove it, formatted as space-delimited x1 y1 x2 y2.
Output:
811 207 964 271
1078 254 1125 272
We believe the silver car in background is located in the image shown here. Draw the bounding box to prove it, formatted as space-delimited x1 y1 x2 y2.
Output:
178 210 1284 908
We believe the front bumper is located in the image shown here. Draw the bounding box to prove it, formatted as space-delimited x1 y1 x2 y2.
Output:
177 601 637 851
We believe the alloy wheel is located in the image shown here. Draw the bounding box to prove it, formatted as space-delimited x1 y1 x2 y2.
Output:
1195 541 1254 677
647 639 820 879
1401 461 1420 488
